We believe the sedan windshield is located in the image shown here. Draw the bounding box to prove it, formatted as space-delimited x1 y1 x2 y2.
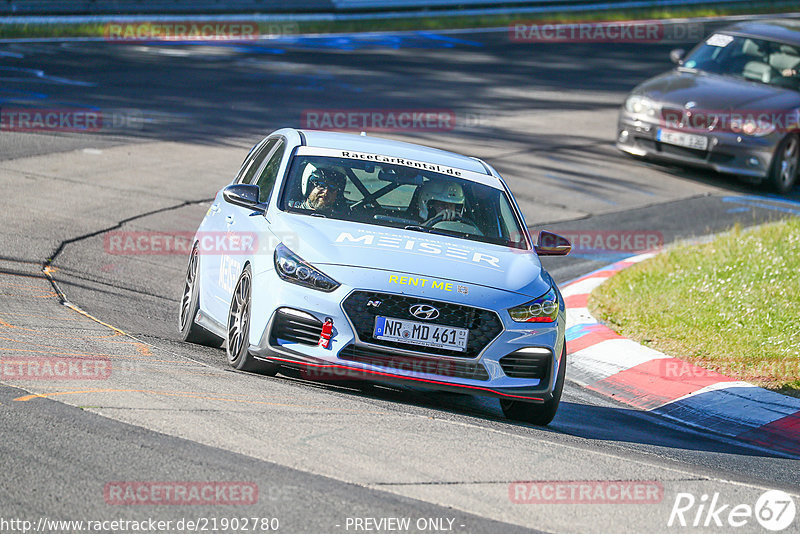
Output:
279 155 528 249
682 33 800 91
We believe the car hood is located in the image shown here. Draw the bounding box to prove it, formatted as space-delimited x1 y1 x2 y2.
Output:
636 69 800 110
268 213 550 298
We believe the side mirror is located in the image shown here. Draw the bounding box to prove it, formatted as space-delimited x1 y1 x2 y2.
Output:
534 230 571 256
223 184 262 210
670 48 686 65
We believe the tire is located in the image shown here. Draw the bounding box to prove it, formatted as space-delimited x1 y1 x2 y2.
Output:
226 264 278 375
178 244 222 347
768 134 799 194
500 344 566 426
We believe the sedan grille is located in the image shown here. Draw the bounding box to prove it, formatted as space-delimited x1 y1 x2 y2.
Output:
342 291 502 358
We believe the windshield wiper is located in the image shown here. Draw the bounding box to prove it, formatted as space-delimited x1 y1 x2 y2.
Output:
404 225 431 233
404 225 470 239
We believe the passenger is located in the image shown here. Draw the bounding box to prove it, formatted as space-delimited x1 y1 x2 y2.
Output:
416 180 466 224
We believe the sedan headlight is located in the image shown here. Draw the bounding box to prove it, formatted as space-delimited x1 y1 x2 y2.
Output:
731 115 776 137
274 243 340 292
508 287 559 323
624 95 659 117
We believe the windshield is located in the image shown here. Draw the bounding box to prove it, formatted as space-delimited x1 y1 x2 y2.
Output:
682 33 800 91
279 155 528 249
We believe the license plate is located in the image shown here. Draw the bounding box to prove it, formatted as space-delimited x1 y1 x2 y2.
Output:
657 128 708 150
373 316 468 352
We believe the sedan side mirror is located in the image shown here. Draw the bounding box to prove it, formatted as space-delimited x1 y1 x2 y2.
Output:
534 230 571 256
223 184 263 210
670 48 686 65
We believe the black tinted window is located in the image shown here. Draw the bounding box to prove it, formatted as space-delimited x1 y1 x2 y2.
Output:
237 138 277 184
254 141 286 203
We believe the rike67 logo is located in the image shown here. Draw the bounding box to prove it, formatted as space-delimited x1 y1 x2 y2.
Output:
668 490 796 531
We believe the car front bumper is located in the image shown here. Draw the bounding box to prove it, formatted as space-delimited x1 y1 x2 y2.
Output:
616 110 781 179
248 265 566 403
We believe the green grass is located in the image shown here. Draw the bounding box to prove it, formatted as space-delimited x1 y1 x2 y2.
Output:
589 218 800 398
0 3 796 40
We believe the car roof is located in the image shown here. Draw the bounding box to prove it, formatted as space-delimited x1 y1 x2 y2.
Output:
720 19 800 47
298 129 490 175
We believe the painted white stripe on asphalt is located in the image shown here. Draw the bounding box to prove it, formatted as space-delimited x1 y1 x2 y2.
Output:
570 338 670 382
561 276 607 298
624 251 658 263
566 307 594 327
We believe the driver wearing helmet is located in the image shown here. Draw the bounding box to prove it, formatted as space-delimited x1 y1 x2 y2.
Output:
417 180 465 224
301 167 346 214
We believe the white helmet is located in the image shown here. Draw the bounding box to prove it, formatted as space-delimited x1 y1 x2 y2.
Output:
418 180 465 219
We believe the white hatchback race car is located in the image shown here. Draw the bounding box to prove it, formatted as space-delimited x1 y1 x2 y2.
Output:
179 128 571 424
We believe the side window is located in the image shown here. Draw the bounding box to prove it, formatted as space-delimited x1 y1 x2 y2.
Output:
254 140 286 203
236 138 277 184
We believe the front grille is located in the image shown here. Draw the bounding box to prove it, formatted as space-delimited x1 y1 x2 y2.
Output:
657 143 708 160
339 344 490 381
499 350 551 380
708 152 735 164
635 137 657 151
269 308 323 346
661 108 719 131
342 291 502 358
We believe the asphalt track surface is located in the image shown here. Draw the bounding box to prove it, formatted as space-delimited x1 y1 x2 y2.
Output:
1 24 799 534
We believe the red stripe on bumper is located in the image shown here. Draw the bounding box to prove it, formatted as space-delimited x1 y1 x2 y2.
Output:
267 357 544 401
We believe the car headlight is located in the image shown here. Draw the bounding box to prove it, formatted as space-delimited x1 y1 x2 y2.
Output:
274 243 340 292
731 116 776 137
625 95 658 117
508 287 559 323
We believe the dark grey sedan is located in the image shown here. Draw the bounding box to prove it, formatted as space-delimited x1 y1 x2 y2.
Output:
617 19 800 193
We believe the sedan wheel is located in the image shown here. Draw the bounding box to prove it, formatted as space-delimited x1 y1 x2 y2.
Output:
178 244 222 346
770 134 799 194
226 265 278 374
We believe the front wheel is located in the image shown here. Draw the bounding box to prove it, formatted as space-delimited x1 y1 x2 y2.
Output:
226 265 278 375
768 134 799 194
500 344 566 426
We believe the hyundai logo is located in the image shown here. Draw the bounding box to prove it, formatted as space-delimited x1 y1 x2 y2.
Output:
409 304 440 320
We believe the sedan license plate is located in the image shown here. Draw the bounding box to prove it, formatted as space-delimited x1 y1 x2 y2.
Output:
374 316 468 352
657 128 708 150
